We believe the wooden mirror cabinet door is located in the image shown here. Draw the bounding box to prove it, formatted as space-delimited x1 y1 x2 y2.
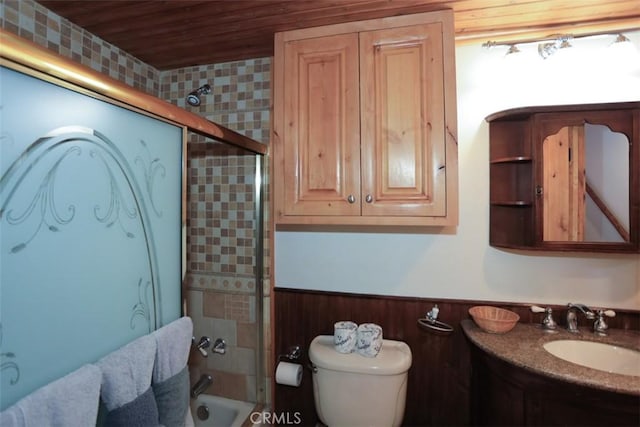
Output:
487 102 639 253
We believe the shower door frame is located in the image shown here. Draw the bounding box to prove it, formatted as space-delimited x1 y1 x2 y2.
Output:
0 27 268 409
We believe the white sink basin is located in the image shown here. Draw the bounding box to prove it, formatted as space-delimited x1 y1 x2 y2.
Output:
543 340 640 376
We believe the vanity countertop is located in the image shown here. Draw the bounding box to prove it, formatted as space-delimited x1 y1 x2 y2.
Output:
461 319 640 396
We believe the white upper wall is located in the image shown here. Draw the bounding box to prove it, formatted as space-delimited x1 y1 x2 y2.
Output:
275 31 640 310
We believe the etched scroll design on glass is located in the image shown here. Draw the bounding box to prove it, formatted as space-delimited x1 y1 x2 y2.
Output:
0 323 20 386
0 126 164 332
130 278 153 331
135 139 166 218
92 148 139 238
1 146 80 253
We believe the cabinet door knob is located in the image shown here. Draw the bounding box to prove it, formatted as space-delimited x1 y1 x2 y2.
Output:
365 194 373 203
347 194 356 204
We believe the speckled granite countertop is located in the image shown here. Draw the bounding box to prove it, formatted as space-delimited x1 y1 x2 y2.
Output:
461 319 640 396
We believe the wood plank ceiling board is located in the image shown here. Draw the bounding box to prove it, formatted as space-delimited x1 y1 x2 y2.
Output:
37 0 640 70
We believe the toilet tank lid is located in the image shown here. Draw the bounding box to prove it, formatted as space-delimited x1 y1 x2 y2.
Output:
309 335 412 375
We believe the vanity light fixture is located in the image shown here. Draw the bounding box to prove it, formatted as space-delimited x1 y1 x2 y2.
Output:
482 30 635 60
505 44 521 56
558 36 573 50
612 33 631 45
537 36 572 60
537 41 558 59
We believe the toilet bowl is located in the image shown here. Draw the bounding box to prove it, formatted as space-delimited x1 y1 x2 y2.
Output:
309 335 412 427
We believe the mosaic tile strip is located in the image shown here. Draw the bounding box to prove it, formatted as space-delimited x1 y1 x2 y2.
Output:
185 272 257 294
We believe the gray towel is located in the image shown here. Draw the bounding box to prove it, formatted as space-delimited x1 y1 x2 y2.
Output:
104 386 161 427
0 364 101 427
97 334 156 411
151 317 193 383
152 366 190 427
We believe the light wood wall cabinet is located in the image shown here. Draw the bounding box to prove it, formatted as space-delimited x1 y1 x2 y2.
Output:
272 10 458 226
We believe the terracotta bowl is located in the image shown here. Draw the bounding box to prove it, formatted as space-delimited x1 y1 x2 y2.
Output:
469 306 519 334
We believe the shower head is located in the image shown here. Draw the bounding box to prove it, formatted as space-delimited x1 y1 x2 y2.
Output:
186 83 211 106
186 93 201 106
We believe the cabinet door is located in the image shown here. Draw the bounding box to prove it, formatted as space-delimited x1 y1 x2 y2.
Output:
281 33 361 216
542 125 586 241
360 23 447 217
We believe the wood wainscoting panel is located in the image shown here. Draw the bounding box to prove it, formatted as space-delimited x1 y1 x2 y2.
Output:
273 288 639 426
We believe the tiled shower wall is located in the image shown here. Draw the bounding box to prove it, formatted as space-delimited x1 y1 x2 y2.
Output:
160 60 272 403
3 0 272 405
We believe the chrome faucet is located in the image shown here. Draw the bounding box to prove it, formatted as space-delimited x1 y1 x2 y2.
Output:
191 374 212 398
566 303 595 333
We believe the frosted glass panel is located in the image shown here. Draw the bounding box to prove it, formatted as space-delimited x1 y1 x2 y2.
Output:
0 66 184 409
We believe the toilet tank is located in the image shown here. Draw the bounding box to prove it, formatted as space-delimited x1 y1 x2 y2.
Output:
309 335 412 427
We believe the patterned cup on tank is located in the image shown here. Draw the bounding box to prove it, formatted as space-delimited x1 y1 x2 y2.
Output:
356 323 383 357
334 321 358 353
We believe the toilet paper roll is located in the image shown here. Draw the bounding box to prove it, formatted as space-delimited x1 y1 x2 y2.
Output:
356 323 383 357
334 320 358 353
275 361 303 387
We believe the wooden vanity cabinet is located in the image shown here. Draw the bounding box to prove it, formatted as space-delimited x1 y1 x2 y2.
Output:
470 345 639 427
487 102 640 253
272 10 458 226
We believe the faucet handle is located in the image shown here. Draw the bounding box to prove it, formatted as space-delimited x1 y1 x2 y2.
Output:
599 309 616 318
594 309 616 335
531 306 557 330
212 338 226 355
193 336 211 358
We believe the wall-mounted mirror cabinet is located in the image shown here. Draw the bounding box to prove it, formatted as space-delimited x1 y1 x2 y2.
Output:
487 102 639 253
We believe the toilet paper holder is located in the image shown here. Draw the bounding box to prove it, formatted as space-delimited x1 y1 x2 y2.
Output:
278 345 301 362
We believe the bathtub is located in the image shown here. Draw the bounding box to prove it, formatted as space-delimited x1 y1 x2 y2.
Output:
190 394 257 427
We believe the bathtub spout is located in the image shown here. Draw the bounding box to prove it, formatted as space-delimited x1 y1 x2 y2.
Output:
191 374 212 398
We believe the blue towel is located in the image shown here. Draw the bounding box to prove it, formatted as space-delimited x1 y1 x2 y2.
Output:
152 366 190 427
0 364 101 426
103 386 160 427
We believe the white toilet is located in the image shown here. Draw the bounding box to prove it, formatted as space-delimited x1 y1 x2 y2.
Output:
308 335 412 427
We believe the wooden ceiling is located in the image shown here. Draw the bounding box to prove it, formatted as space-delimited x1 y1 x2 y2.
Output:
37 0 640 70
